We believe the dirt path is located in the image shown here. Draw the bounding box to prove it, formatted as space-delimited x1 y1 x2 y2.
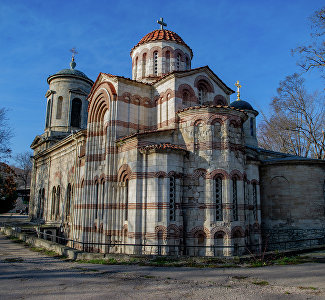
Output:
0 233 324 300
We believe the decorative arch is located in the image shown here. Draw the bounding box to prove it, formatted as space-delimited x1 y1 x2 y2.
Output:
155 225 167 240
191 226 210 239
209 169 229 180
213 95 227 105
88 82 116 123
231 226 245 238
192 168 208 180
154 171 167 178
117 164 132 182
176 84 196 103
210 227 230 238
194 75 214 93
229 169 244 180
167 224 180 239
208 116 225 126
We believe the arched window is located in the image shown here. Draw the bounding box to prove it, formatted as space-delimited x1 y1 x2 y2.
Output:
215 177 223 221
41 188 45 219
56 96 63 119
134 57 138 80
214 232 225 256
45 99 51 128
157 230 163 255
250 117 254 137
142 53 146 78
51 187 56 218
56 186 60 219
194 122 203 152
198 84 207 104
125 179 129 221
253 182 257 220
169 175 176 221
232 177 238 221
185 57 190 70
38 189 42 218
176 54 181 70
66 183 71 218
158 176 164 222
153 51 158 75
165 51 170 73
101 180 105 219
182 89 189 103
71 98 82 128
95 181 99 219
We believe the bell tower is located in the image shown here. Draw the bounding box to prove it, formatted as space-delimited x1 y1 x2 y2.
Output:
44 50 93 137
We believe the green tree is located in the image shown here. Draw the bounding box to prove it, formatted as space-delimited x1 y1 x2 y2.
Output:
0 163 17 213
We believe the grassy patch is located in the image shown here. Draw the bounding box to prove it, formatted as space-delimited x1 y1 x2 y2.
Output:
29 246 66 258
298 286 317 290
274 256 303 265
77 258 119 265
72 267 100 272
252 280 269 286
4 257 24 263
142 275 155 279
249 260 268 268
8 236 25 244
232 275 248 280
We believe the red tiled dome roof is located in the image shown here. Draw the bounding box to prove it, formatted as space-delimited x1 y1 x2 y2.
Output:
131 29 193 56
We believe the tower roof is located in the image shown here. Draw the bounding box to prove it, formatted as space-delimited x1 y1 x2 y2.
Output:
130 29 193 56
47 58 93 85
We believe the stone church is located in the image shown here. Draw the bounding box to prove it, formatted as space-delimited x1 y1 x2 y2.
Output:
30 22 325 256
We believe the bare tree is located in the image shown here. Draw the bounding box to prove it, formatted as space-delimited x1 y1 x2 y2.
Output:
14 151 32 190
293 7 325 76
258 73 325 159
0 108 13 161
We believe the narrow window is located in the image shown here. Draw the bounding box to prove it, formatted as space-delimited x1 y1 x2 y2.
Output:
142 53 146 78
101 180 105 219
243 181 247 221
153 51 158 75
215 177 223 221
176 54 181 70
51 187 56 218
134 57 138 80
41 188 45 219
158 176 163 222
56 186 60 219
250 117 254 137
56 96 63 119
66 183 71 218
125 179 129 221
185 57 190 70
253 183 257 220
182 90 189 103
232 177 238 221
169 176 176 221
165 51 170 73
71 98 82 128
45 99 51 128
95 182 99 219
198 84 207 104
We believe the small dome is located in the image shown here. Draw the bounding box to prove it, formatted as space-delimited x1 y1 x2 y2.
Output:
131 29 193 56
230 100 254 111
47 59 93 84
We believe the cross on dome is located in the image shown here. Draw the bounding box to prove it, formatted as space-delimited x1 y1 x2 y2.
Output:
69 47 78 69
157 17 167 30
235 80 242 101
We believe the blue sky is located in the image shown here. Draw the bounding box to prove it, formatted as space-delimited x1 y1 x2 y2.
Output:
0 0 324 161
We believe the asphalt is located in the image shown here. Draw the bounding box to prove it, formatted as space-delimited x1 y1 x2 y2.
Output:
0 233 324 300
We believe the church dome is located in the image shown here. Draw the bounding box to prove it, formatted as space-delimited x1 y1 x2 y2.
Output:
230 100 254 111
131 29 193 57
47 58 93 84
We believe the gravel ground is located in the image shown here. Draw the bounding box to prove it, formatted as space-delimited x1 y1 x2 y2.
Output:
0 233 324 300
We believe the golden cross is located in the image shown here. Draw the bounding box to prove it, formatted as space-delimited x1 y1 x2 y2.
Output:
157 17 167 30
70 47 78 60
235 80 242 101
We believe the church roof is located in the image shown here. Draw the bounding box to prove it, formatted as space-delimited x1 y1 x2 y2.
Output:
131 29 193 56
47 59 93 84
230 100 254 111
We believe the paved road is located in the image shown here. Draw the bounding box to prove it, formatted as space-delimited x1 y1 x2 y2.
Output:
0 234 324 300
